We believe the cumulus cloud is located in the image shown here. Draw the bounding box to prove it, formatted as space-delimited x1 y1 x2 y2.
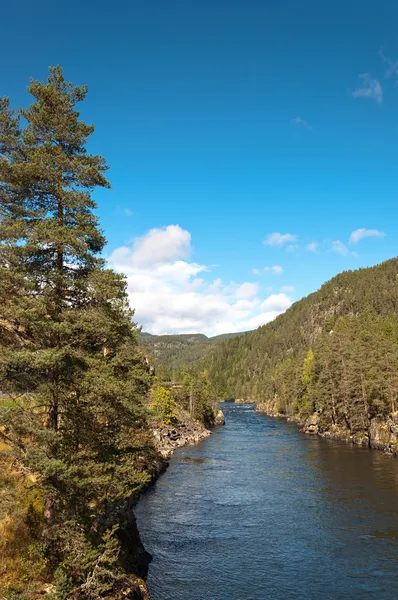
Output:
349 228 386 244
252 265 283 275
108 225 294 335
352 74 383 104
264 232 297 247
331 240 349 256
131 224 191 268
236 282 259 299
261 293 292 311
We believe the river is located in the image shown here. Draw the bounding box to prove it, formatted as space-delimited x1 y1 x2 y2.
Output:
135 403 398 600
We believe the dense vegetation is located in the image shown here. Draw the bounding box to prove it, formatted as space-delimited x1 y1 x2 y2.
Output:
202 259 398 446
0 66 160 599
140 331 247 372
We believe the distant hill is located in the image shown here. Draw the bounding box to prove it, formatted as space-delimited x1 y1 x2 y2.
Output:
139 330 248 369
200 257 398 441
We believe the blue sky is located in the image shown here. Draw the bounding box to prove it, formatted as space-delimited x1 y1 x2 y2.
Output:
1 0 398 334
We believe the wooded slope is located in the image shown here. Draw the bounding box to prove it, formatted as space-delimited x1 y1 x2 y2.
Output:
202 258 398 446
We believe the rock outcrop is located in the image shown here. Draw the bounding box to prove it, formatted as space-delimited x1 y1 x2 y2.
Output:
302 413 319 435
369 414 398 454
213 409 225 426
153 417 210 459
152 406 225 459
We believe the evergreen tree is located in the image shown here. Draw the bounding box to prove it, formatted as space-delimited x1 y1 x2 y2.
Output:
0 67 151 593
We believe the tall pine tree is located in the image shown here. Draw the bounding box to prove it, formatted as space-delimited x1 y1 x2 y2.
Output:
0 67 151 594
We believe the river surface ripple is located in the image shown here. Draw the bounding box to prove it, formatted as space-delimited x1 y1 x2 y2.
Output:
136 403 398 600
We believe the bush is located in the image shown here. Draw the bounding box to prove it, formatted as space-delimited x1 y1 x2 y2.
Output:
149 387 178 425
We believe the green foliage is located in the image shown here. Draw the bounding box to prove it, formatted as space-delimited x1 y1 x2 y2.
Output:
149 386 178 424
197 258 398 439
140 331 247 372
171 369 218 425
0 67 152 596
301 348 315 415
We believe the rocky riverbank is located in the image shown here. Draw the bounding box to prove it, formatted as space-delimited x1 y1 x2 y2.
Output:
153 413 212 460
257 400 398 455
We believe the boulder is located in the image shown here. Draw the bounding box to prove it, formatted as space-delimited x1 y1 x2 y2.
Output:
303 413 319 435
369 418 390 450
213 409 225 426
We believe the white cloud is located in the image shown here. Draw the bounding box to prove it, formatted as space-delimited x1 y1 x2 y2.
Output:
331 240 349 256
352 74 383 104
123 208 133 217
240 311 282 331
252 265 283 275
236 282 259 299
264 232 297 247
307 241 319 253
281 285 295 293
261 293 292 311
208 277 222 292
349 228 386 244
131 224 191 268
108 226 293 336
291 116 312 129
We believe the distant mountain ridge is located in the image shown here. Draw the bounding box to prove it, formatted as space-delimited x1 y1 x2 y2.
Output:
139 330 248 368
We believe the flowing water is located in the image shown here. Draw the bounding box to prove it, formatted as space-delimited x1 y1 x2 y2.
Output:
135 403 398 600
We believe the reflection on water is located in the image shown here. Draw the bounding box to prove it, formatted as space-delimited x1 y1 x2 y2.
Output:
136 403 398 600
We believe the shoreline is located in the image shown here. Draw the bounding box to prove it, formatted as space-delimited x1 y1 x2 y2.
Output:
254 402 398 456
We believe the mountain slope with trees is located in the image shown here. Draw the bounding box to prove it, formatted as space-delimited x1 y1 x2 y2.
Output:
201 258 398 452
140 330 248 371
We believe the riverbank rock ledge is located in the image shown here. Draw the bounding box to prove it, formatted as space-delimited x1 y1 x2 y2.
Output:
303 413 319 435
369 414 398 453
153 420 211 459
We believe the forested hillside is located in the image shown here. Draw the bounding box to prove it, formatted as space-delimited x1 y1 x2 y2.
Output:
202 259 398 452
140 330 247 371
